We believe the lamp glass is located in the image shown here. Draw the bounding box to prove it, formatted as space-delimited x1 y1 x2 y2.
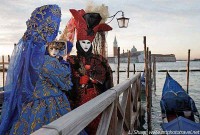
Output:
117 17 129 28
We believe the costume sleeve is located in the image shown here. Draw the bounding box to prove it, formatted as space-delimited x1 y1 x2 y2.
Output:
65 56 80 109
30 44 46 85
100 56 113 92
42 56 73 91
104 58 114 89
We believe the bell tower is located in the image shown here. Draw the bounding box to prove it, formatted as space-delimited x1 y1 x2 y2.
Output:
113 36 118 57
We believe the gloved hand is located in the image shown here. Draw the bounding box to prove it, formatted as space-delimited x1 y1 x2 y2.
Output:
85 65 91 70
79 75 89 85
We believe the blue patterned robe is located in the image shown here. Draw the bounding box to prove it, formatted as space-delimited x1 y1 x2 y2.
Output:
4 55 73 134
0 4 78 135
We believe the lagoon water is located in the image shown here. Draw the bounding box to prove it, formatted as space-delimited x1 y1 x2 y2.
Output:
110 61 200 131
1 61 200 131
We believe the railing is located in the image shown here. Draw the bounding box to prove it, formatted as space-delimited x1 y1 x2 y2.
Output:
31 72 141 135
0 73 141 135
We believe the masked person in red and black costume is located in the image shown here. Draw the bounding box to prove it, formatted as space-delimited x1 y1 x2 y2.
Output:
66 9 113 135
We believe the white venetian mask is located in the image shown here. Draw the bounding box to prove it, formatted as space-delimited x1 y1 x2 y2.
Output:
79 40 91 52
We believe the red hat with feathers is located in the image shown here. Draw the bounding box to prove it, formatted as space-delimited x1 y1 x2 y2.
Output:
69 9 112 43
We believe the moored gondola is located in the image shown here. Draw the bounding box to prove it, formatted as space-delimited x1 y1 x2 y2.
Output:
160 72 200 133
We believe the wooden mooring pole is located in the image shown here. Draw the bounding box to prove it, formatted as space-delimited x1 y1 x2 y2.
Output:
186 49 190 94
153 56 156 91
133 64 136 74
149 51 153 110
147 48 151 133
149 51 152 86
127 50 130 78
117 47 120 84
8 55 10 63
144 36 152 133
144 37 147 95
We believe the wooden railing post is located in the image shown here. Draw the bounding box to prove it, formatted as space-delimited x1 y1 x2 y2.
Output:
118 84 130 134
125 87 132 132
108 100 118 135
97 103 114 135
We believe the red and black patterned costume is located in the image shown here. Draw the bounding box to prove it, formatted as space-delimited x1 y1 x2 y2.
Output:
66 9 113 135
68 54 113 106
67 53 113 135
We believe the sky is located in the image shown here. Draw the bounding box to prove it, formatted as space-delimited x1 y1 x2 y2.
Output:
0 0 200 60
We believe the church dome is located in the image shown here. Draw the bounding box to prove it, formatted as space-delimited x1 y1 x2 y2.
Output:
131 45 137 53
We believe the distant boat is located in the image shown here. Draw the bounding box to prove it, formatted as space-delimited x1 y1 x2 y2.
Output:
160 72 200 133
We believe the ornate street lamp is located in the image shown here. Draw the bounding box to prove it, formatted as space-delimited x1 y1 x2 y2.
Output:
107 10 129 28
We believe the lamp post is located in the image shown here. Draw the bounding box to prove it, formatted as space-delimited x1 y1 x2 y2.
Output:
107 10 129 28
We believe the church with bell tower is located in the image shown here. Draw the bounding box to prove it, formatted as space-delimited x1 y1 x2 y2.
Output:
108 36 144 63
107 36 176 63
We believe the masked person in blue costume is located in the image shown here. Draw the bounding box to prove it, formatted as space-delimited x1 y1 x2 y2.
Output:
0 5 74 135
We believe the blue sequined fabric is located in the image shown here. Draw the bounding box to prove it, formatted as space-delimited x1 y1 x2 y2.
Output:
0 5 66 134
7 55 72 134
24 5 61 43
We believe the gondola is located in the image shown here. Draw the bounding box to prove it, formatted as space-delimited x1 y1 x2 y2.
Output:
160 72 200 132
